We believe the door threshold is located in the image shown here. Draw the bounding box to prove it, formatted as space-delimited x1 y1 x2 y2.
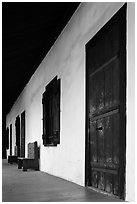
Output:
87 186 123 201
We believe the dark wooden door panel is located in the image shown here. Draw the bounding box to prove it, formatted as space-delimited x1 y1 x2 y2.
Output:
97 118 104 163
112 113 119 165
89 121 97 162
89 57 120 117
96 71 104 111
86 4 126 199
90 113 120 166
104 115 113 163
87 24 120 77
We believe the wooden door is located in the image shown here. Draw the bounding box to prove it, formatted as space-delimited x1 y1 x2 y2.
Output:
15 116 20 157
85 5 126 199
21 111 25 157
10 124 12 155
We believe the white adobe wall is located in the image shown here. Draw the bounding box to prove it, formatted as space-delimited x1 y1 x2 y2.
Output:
6 2 134 201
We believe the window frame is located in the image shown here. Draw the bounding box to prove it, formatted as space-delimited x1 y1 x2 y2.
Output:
42 76 61 146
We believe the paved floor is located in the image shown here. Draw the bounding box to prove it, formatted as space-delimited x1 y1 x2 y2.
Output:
2 159 123 202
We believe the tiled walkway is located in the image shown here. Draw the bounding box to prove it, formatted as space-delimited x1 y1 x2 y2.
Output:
2 159 123 202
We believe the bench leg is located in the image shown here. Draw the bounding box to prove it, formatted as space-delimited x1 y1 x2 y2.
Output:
9 158 13 164
35 167 39 171
23 160 28 171
23 167 27 171
18 160 23 169
35 162 39 171
8 156 12 164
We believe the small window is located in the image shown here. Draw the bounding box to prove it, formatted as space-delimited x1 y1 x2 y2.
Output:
42 76 60 146
6 127 9 150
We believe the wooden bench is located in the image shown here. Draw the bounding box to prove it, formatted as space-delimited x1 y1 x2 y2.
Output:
18 141 39 171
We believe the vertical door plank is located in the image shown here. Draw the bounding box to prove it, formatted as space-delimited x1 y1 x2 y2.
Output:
96 71 104 111
112 59 120 105
98 172 105 190
105 64 113 107
113 174 119 195
90 120 97 162
105 173 113 193
89 76 96 117
112 113 119 164
91 170 98 188
97 118 104 162
104 116 113 163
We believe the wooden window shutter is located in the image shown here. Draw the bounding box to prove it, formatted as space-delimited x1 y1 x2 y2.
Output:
52 78 60 144
42 77 60 146
6 127 9 149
